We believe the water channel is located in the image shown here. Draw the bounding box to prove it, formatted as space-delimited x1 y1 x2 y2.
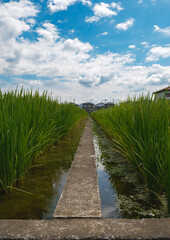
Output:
0 120 86 219
93 121 167 218
0 119 167 219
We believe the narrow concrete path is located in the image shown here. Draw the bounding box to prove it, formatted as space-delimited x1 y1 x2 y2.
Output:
53 118 101 218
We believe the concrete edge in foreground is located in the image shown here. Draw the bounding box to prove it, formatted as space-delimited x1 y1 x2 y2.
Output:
0 218 170 240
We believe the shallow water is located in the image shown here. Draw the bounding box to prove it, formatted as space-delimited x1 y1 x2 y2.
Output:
93 121 167 218
0 120 86 219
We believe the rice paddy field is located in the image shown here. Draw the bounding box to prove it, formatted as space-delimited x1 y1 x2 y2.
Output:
91 95 170 214
0 89 87 193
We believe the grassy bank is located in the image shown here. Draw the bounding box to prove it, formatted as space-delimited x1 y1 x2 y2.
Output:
0 89 87 192
91 95 170 213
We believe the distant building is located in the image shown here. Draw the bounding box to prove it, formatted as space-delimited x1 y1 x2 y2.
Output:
153 86 170 100
79 102 95 113
95 102 105 110
105 102 115 108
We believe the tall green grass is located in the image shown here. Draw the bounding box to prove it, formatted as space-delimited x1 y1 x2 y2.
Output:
91 95 170 212
0 89 87 192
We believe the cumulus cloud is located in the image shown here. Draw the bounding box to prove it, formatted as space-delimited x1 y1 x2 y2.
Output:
48 0 92 12
93 2 117 17
0 0 38 41
16 78 43 87
146 46 170 62
48 0 78 12
101 32 108 35
85 16 99 23
115 18 135 30
62 38 93 52
81 0 92 7
0 0 170 104
154 25 170 36
0 1 93 77
37 22 60 42
128 45 136 49
146 73 170 85
85 2 123 23
97 32 108 37
111 2 124 11
141 41 148 45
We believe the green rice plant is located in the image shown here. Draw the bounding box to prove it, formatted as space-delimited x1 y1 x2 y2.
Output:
91 95 170 212
167 106 170 212
0 89 87 192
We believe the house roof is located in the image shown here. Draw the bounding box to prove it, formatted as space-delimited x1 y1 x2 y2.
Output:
82 102 94 105
153 86 170 94
106 102 114 104
96 102 105 106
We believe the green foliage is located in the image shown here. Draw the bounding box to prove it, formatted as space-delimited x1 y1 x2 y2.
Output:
0 89 87 191
91 95 170 212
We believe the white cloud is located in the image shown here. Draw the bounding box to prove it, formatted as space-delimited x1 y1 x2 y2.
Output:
115 18 135 30
85 16 99 23
0 0 38 41
85 2 123 23
62 38 93 52
81 0 92 7
97 32 108 37
26 18 36 26
141 41 148 45
16 78 43 87
48 0 78 12
93 2 117 18
141 41 150 48
128 45 136 49
138 0 157 4
69 29 75 34
37 22 60 42
154 25 170 36
101 32 108 35
0 0 170 104
0 0 38 19
111 2 123 11
146 46 170 62
146 73 170 84
48 0 92 12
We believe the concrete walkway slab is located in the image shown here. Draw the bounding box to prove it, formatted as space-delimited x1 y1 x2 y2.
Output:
0 219 170 239
53 118 101 218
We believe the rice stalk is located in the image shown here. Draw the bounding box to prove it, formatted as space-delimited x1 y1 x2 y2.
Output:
91 94 170 212
0 89 87 192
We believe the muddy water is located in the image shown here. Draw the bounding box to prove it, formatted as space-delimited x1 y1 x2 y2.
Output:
93 121 167 218
0 120 86 219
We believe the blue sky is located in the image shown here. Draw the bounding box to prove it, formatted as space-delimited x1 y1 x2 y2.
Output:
0 0 170 103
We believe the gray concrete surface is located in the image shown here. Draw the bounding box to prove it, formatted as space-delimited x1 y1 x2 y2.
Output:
0 219 170 239
53 118 101 218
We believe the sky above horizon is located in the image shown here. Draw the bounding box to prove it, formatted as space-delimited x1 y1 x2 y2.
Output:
0 0 170 103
